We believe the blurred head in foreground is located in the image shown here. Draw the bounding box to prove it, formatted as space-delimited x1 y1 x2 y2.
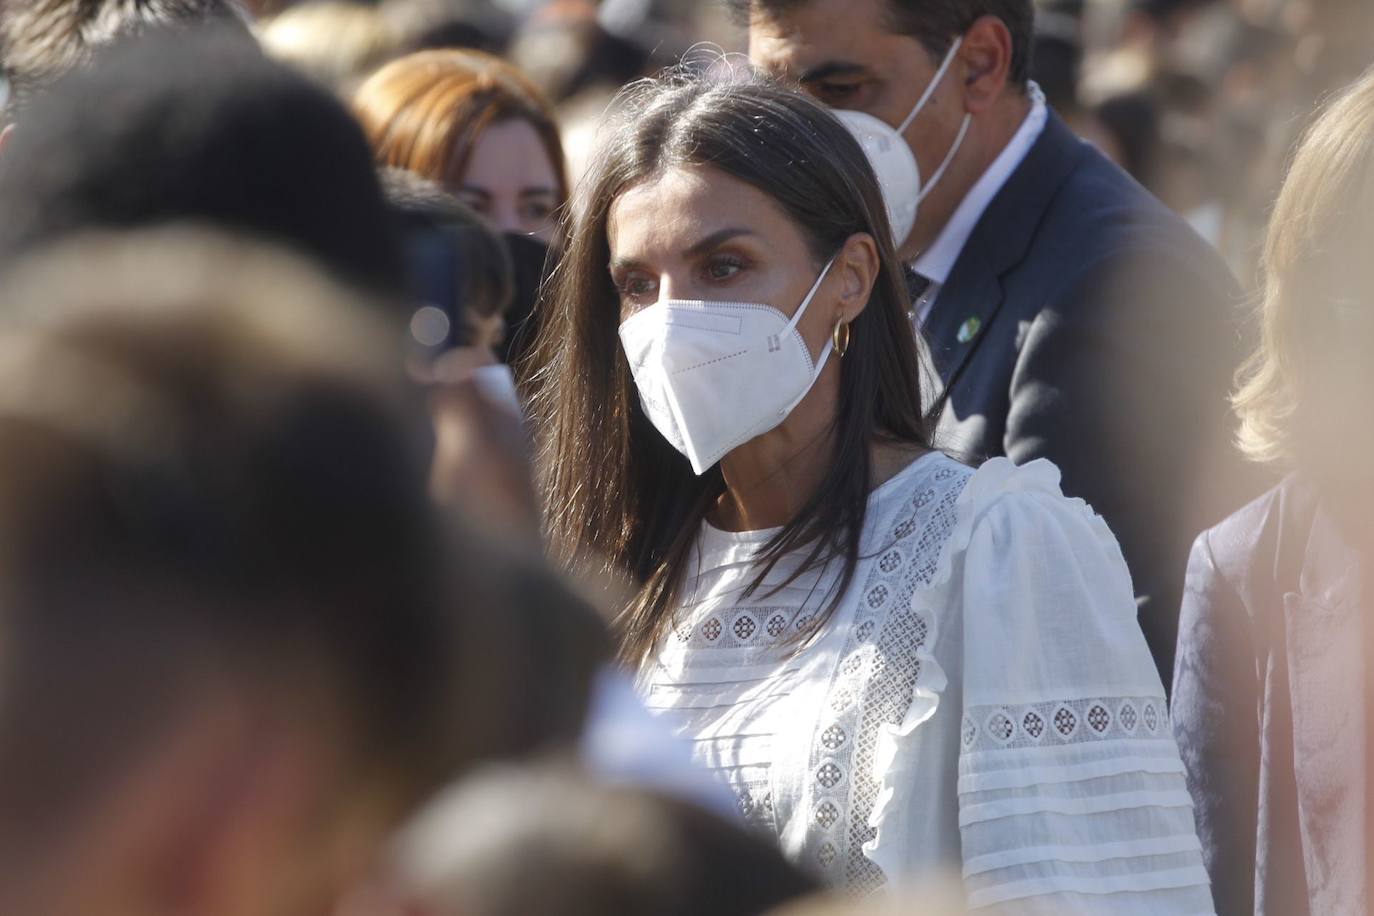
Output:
0 26 406 302
378 765 818 916
1233 64 1374 531
0 0 249 115
354 49 567 241
0 229 462 916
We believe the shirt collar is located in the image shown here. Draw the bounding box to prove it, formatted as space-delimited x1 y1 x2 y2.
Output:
912 82 1048 285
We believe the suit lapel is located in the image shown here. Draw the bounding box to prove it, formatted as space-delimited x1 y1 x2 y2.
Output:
924 243 1002 386
1284 507 1366 914
924 112 1087 393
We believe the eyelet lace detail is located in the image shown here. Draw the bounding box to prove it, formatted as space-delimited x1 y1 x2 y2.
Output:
737 786 777 835
677 605 807 652
802 461 972 895
961 697 1170 753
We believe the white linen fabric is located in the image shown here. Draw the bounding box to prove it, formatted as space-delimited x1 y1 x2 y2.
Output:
636 452 1213 912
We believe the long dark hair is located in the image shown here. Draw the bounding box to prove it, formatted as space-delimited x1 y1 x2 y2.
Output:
525 69 933 664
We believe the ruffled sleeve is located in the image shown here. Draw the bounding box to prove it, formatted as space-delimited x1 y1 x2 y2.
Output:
954 459 1213 913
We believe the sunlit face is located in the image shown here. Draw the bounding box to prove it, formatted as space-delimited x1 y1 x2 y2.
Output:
453 118 561 243
607 164 839 365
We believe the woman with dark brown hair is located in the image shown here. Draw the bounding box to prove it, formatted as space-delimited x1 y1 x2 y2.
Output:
527 68 1209 910
353 49 567 241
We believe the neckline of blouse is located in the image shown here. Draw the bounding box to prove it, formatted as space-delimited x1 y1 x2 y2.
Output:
699 451 947 551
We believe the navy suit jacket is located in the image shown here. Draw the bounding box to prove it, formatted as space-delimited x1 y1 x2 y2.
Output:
925 111 1257 683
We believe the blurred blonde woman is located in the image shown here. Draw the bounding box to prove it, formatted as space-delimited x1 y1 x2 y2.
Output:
1172 67 1374 916
353 49 567 241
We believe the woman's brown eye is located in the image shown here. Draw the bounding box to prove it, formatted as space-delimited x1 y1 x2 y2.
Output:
624 276 655 298
707 260 743 281
522 202 553 223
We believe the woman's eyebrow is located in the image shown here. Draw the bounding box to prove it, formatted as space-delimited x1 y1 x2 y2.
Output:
609 228 756 274
684 228 756 258
608 254 644 274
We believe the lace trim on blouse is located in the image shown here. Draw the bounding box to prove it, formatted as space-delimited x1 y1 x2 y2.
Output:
860 458 1212 912
961 697 1170 753
800 460 970 894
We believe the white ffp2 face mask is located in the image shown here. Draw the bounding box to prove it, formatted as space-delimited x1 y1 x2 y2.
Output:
618 260 837 475
835 36 970 247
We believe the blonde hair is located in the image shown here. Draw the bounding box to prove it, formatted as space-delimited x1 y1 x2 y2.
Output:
1234 67 1374 465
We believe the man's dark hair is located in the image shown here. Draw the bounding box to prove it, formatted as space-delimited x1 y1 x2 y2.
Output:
730 0 1035 86
0 26 406 300
0 229 458 858
0 0 248 109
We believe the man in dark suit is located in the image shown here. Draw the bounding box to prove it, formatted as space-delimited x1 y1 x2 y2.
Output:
735 0 1253 682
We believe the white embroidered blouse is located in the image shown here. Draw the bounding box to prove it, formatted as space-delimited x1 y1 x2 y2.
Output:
636 453 1214 913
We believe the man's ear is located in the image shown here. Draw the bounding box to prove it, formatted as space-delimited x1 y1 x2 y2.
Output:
959 16 1015 113
835 232 880 322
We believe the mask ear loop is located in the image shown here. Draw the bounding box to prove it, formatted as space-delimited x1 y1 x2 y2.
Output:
917 113 972 204
778 257 841 421
897 35 965 134
784 257 837 334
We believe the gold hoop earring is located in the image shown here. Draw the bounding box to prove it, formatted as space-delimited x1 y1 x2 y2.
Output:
832 320 850 358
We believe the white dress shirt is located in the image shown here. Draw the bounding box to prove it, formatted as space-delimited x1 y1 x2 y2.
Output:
910 83 1049 325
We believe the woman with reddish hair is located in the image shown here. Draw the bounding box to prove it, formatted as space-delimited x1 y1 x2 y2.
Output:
354 49 568 242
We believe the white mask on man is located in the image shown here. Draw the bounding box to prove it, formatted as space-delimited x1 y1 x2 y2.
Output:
619 259 837 475
835 36 969 247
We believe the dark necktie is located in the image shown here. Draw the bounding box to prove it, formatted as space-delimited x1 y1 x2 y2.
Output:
903 266 932 322
903 265 931 301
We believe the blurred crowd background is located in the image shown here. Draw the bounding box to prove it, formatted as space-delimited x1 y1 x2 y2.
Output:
246 0 1374 283
0 0 1372 914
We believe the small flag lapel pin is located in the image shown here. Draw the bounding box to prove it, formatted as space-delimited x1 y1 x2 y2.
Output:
956 316 982 344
